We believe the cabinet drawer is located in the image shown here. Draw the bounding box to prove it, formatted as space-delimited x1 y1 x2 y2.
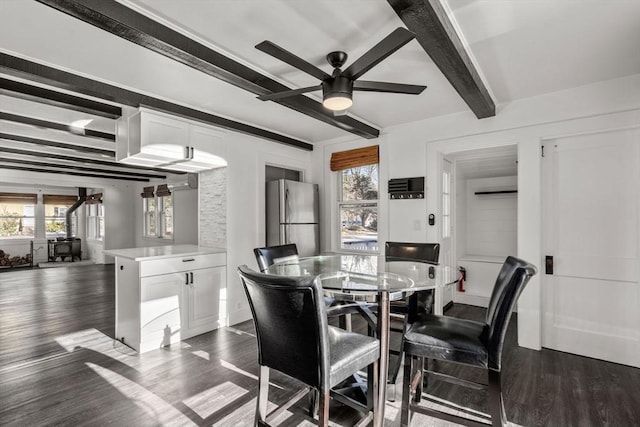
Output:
140 252 226 277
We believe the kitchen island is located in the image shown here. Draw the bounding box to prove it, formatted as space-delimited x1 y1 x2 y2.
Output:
104 245 226 353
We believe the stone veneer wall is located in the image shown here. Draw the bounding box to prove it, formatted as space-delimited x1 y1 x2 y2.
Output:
199 167 226 248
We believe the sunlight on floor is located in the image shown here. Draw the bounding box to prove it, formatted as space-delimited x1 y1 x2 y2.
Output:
220 359 283 390
191 350 210 360
183 381 248 419
86 362 196 425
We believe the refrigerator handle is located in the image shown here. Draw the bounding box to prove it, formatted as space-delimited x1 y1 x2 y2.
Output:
284 187 290 224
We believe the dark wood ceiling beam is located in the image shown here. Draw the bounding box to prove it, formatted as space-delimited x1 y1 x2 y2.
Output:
0 77 122 119
0 53 313 151
34 0 380 139
387 0 495 119
0 164 151 181
0 157 164 179
0 132 114 156
0 146 180 175
0 112 115 141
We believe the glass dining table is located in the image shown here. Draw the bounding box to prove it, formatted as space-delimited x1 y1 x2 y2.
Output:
264 253 458 427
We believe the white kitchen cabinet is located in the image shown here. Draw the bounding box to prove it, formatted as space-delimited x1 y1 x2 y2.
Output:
116 107 226 172
105 245 226 354
184 266 225 335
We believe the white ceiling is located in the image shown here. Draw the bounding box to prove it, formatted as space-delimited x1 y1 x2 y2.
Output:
1 0 639 145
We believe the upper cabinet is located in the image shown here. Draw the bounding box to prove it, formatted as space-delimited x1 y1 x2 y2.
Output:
116 107 227 172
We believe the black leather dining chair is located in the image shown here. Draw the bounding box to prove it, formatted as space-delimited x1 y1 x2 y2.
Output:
253 243 299 272
253 244 377 332
238 265 380 427
400 256 537 427
384 241 440 388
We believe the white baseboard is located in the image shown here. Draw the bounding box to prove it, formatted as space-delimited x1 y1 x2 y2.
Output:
453 292 489 308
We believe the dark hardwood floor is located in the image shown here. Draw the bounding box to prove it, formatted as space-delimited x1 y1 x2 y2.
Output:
1 265 639 426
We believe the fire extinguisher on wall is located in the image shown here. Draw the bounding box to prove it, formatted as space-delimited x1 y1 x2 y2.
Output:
458 266 466 292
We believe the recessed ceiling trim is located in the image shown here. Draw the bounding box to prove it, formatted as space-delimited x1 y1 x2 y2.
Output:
0 112 115 141
0 77 122 119
0 132 114 156
34 0 380 140
0 163 152 181
387 0 495 119
1 157 166 179
0 52 313 151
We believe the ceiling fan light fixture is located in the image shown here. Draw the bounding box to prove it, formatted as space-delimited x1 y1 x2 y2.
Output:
322 77 353 111
323 93 352 111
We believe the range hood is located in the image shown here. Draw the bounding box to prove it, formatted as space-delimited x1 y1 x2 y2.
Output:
116 107 227 172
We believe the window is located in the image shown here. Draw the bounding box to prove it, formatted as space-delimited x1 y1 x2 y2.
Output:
442 170 451 238
158 194 173 239
87 200 104 241
142 185 172 239
44 195 77 239
339 164 379 252
0 193 36 239
143 197 157 237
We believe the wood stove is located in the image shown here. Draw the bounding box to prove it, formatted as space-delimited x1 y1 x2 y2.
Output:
48 238 82 262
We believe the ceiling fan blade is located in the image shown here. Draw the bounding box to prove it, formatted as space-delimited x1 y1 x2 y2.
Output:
354 80 426 94
257 85 322 101
256 41 331 81
342 27 415 80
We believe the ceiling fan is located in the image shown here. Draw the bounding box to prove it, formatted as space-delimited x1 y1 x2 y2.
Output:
255 27 427 113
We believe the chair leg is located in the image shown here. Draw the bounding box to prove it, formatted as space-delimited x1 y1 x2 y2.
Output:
318 390 330 427
415 357 425 403
401 354 420 427
488 368 507 427
308 389 318 417
256 366 269 427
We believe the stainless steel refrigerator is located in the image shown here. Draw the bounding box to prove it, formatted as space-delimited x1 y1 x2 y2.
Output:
266 179 319 256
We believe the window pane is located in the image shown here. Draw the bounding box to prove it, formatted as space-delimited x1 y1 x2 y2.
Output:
341 165 378 201
45 218 67 239
159 196 173 238
340 203 378 251
0 202 36 238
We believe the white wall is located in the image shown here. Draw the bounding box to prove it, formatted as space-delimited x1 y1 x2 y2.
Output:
313 73 640 351
222 133 313 326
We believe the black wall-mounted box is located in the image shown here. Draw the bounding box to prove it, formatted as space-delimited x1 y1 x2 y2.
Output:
388 177 425 199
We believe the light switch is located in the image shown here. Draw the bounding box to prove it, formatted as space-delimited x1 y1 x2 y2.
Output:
413 219 421 230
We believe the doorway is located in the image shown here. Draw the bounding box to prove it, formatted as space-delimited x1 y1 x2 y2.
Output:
445 145 519 308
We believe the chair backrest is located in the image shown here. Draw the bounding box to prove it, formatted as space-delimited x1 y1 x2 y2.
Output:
385 241 440 264
237 265 331 391
484 256 537 370
253 243 299 272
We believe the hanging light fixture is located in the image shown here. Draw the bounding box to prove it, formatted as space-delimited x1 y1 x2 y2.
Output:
321 76 353 111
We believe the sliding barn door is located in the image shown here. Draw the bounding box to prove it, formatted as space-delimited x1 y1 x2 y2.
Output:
542 128 640 367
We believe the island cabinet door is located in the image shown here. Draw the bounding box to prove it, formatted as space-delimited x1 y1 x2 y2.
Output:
140 272 185 353
183 266 226 338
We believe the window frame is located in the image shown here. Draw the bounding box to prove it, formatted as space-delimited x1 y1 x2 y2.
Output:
0 202 36 239
86 202 104 241
337 164 379 253
143 193 173 240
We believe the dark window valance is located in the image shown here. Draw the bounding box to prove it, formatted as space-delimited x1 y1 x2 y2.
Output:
140 186 154 198
43 195 78 205
0 193 37 204
330 145 379 171
156 184 171 197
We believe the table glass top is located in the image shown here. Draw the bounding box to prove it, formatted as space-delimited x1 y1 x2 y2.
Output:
265 254 456 294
